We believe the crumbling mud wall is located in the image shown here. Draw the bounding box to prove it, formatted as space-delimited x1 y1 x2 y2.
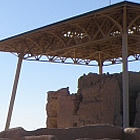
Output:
46 72 140 128
1 125 140 140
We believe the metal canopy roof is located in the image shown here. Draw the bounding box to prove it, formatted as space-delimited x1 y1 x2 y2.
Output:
1 1 140 130
0 1 140 67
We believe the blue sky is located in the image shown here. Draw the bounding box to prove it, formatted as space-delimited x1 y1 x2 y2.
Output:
0 0 140 131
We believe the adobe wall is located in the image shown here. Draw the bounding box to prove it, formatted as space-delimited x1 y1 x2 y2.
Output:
46 72 140 128
0 125 136 140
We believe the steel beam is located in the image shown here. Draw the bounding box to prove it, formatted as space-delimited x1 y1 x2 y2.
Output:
5 54 24 130
122 4 129 128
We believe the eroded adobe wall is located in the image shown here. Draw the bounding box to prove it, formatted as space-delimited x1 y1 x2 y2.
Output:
46 72 140 128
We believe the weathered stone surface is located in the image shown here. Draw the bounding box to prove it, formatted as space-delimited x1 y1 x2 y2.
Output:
124 127 140 140
134 92 140 127
1 124 140 140
77 75 121 126
46 87 81 128
0 125 123 140
75 138 94 140
47 117 58 128
21 135 58 140
47 73 122 128
46 72 140 128
0 138 14 140
46 87 71 128
75 139 121 140
0 127 26 140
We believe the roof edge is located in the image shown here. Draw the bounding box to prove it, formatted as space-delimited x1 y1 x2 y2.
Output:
0 1 140 43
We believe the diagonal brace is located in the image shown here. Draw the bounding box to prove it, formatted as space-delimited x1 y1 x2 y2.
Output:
5 53 24 130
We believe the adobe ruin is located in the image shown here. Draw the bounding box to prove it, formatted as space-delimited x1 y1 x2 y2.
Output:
46 72 140 128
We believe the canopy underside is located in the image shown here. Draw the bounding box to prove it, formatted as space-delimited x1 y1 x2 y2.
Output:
0 1 140 66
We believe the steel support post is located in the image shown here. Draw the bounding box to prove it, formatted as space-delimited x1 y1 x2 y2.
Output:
99 62 103 75
98 53 103 74
122 5 129 128
5 54 24 130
